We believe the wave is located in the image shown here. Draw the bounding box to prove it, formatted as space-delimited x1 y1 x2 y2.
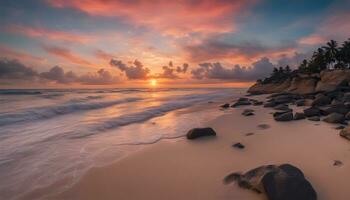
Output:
0 97 142 127
68 92 230 138
0 90 42 95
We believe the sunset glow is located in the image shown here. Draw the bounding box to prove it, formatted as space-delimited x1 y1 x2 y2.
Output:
0 0 349 88
150 79 157 87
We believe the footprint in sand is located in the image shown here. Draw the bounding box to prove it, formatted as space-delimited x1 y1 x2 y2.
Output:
257 124 270 130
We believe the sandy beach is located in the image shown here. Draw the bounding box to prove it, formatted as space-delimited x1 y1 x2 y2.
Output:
24 95 350 200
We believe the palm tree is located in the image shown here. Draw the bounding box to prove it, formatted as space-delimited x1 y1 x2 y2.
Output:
339 38 350 68
322 40 339 69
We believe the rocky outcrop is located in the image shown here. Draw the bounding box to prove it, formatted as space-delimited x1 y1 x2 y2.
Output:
248 79 292 94
315 70 350 92
248 69 350 95
287 76 318 94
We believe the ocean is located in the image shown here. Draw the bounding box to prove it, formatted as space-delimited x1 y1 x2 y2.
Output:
0 88 246 199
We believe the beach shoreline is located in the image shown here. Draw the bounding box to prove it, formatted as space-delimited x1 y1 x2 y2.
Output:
24 94 350 200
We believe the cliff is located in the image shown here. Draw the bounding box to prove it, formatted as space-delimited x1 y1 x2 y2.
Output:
248 70 350 95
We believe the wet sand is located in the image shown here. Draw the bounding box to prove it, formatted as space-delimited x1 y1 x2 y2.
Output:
27 97 350 200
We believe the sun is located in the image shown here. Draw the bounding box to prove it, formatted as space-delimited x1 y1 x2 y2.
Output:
149 79 157 87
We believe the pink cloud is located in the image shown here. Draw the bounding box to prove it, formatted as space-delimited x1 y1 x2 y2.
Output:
46 0 257 36
7 25 95 44
43 45 92 65
299 11 350 46
0 45 44 62
298 35 327 45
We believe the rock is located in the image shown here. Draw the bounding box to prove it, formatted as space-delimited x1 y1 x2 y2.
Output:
343 92 350 102
323 113 345 124
252 101 263 106
340 126 350 140
295 99 305 106
304 107 321 117
248 79 292 95
335 125 345 130
346 112 350 120
323 103 349 115
242 109 255 116
233 142 245 149
311 94 331 106
316 70 350 92
274 111 293 121
186 128 217 139
294 112 306 120
308 116 320 121
274 104 290 111
273 95 294 104
245 132 254 136
333 160 343 166
231 100 251 107
224 164 317 200
287 76 318 94
264 101 277 107
220 103 230 108
257 124 270 129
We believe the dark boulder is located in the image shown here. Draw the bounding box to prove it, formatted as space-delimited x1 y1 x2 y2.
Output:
294 112 306 120
345 111 350 120
186 128 217 139
264 101 277 107
323 113 345 124
220 103 230 108
311 94 331 106
340 126 350 140
323 103 349 115
274 104 291 111
304 107 321 117
308 116 320 121
262 166 317 200
274 111 293 121
224 164 317 200
295 99 305 106
231 100 251 107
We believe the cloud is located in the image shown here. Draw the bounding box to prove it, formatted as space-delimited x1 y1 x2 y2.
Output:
6 25 94 44
153 62 189 79
43 45 92 66
40 66 78 83
46 0 257 36
298 3 350 45
110 59 150 79
191 57 275 81
0 59 38 80
94 49 114 60
0 45 44 63
78 69 120 85
298 35 327 45
276 52 309 68
183 37 295 63
0 58 120 85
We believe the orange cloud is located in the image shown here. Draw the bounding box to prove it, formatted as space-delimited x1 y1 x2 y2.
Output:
43 45 92 66
46 0 257 36
7 25 94 44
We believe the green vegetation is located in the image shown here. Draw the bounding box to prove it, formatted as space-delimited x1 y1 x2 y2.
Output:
299 39 350 73
260 38 350 84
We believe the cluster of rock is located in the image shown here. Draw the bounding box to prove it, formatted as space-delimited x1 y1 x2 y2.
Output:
221 97 263 109
248 70 350 95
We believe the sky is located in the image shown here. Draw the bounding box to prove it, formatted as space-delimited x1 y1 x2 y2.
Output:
0 0 349 88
